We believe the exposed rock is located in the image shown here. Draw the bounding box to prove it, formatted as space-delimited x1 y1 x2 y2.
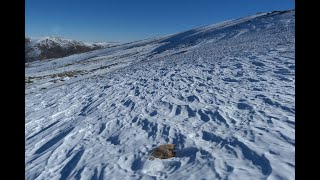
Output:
149 144 176 160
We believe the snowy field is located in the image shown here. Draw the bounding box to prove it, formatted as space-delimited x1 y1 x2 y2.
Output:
25 10 295 180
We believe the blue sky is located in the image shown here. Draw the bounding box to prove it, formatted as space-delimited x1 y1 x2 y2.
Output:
25 0 294 43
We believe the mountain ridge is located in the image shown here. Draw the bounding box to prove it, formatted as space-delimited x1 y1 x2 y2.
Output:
25 36 119 62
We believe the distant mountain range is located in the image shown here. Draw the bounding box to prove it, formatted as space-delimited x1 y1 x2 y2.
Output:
25 36 119 62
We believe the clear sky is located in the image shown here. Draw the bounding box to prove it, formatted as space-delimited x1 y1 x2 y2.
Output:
25 0 294 43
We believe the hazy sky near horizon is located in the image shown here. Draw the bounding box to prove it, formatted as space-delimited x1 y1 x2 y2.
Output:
26 0 294 43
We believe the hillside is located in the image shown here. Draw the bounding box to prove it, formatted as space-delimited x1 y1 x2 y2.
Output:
25 10 295 180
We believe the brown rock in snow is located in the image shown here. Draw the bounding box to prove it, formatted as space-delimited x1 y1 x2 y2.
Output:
149 144 176 160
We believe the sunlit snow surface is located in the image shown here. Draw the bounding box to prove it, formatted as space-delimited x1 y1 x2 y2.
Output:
25 10 295 180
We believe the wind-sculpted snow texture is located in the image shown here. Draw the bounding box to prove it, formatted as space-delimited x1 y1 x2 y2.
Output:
25 10 295 180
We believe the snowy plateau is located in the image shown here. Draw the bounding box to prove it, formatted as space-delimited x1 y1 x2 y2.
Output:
25 10 295 180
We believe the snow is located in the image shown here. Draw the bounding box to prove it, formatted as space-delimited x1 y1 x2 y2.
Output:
28 36 120 50
28 36 78 47
25 10 295 180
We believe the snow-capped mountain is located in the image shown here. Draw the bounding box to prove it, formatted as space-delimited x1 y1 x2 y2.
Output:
25 10 295 180
25 36 119 62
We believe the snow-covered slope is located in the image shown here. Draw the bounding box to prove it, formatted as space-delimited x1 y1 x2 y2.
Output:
25 10 295 180
25 36 119 62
